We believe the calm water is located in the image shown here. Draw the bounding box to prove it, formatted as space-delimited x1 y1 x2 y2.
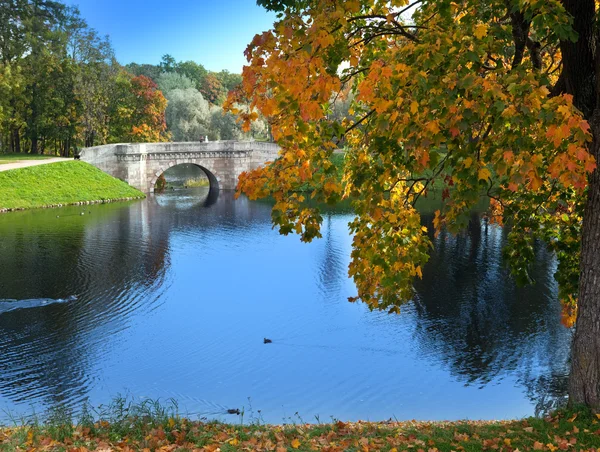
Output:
0 187 571 423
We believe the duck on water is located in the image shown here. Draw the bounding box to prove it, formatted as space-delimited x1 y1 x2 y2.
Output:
0 295 77 315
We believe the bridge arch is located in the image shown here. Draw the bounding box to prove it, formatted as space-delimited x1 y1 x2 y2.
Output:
149 161 220 193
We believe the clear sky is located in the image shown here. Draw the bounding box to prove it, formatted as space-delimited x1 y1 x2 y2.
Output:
65 0 277 73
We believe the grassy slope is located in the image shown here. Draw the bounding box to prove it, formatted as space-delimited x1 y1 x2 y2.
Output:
1 407 599 451
0 153 57 164
0 161 144 210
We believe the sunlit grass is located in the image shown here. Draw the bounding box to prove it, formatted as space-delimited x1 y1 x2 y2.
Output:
0 161 144 210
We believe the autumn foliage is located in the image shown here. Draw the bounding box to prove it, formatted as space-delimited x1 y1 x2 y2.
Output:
227 0 594 317
110 74 169 143
4 406 600 451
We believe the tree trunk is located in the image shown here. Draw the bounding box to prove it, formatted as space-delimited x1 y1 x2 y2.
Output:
11 127 20 153
569 110 600 408
561 0 600 408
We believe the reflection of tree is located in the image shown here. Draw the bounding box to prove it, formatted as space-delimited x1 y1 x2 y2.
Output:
411 213 571 411
0 204 171 414
316 213 348 300
0 193 280 415
0 196 572 417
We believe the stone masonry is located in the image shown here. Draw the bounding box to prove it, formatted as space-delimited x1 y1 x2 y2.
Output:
79 141 280 193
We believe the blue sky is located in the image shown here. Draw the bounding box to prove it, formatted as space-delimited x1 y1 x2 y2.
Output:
65 0 277 73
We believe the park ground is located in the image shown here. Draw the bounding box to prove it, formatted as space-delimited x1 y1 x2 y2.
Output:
0 153 60 165
0 159 144 211
1 402 600 451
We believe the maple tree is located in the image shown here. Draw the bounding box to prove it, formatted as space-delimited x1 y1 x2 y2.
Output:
109 73 169 143
228 0 600 408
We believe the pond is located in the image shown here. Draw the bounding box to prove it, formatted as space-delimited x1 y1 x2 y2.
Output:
0 187 571 424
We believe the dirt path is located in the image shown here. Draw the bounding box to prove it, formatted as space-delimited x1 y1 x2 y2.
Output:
0 158 71 172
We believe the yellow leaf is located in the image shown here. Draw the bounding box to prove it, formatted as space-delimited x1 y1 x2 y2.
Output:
478 167 491 181
410 101 419 114
474 24 488 39
291 438 301 449
463 157 473 168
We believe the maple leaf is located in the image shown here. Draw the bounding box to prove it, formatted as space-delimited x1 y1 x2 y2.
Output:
473 24 488 39
478 167 491 181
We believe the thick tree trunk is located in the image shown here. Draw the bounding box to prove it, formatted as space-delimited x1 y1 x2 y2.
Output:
569 111 600 408
561 0 600 408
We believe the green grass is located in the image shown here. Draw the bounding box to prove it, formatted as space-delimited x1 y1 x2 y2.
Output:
1 397 600 451
0 161 144 210
0 153 58 164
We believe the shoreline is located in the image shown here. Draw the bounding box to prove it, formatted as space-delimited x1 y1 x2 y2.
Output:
0 195 146 214
0 408 596 451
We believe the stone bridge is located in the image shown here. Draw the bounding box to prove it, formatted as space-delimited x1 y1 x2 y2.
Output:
79 141 280 193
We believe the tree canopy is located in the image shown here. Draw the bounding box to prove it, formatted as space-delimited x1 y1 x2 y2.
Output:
0 1 171 154
231 0 600 407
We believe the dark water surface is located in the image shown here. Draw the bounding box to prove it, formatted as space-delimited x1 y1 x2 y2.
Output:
0 188 571 423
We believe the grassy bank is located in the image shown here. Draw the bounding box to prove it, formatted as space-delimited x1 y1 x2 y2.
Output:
1 400 600 451
0 161 144 211
0 153 57 164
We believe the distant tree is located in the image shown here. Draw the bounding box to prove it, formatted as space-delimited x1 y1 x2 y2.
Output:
159 54 176 73
209 106 243 140
176 60 207 90
124 62 162 82
200 73 227 105
108 72 169 143
164 88 210 141
157 72 194 93
23 0 68 154
65 6 116 148
209 104 267 141
215 70 242 95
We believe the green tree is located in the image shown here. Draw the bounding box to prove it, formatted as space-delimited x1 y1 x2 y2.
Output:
125 62 162 82
156 72 195 93
159 54 176 73
214 70 242 94
165 88 210 141
176 60 208 90
232 0 600 408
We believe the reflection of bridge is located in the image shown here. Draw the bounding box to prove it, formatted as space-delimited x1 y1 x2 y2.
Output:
80 141 280 193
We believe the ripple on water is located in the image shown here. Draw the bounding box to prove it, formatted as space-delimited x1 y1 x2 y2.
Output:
0 191 572 423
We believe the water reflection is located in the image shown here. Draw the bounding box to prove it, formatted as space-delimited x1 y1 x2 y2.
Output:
413 213 571 413
0 191 570 422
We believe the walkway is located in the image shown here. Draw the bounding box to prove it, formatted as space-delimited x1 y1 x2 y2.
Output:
0 158 71 172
